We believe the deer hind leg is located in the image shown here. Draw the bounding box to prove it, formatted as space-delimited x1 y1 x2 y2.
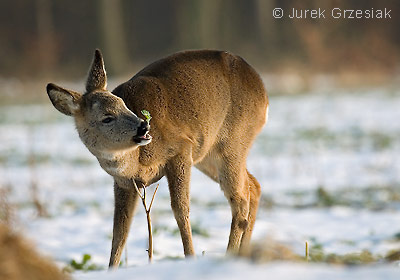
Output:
218 156 250 254
239 170 261 254
166 154 195 257
109 180 139 268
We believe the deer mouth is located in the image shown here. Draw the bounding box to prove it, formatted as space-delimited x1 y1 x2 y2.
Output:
133 131 152 145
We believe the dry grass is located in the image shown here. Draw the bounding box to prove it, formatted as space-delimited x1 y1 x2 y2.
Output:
0 185 17 227
244 238 400 266
244 238 301 263
0 224 70 280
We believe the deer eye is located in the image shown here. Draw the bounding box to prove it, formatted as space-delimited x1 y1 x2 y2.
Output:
102 117 115 124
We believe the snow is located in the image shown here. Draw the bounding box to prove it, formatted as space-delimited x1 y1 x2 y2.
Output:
76 259 400 280
1 89 400 278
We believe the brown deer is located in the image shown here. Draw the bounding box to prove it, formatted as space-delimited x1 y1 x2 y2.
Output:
46 49 268 268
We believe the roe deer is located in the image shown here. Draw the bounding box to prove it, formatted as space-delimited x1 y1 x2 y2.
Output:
46 49 268 268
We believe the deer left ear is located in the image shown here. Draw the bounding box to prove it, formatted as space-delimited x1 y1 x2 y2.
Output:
86 49 107 92
46 83 82 116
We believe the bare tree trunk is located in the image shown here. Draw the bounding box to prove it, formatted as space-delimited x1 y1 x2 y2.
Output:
35 0 57 75
255 0 276 49
198 0 223 49
219 0 235 48
175 0 200 49
99 0 130 74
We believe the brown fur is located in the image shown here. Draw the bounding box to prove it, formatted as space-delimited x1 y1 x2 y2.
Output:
46 49 269 268
0 224 69 280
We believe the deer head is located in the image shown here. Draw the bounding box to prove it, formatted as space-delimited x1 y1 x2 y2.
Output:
46 49 152 155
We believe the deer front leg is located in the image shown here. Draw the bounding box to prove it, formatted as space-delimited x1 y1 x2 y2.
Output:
109 180 139 268
166 155 195 257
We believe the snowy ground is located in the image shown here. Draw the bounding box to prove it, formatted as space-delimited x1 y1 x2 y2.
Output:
1 88 400 278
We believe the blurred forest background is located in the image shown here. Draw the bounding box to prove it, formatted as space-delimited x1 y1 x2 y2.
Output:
0 0 400 100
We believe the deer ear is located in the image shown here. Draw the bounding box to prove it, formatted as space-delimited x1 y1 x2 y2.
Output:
86 49 107 92
46 83 82 116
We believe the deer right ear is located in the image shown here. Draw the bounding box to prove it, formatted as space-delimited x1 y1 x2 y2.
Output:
86 49 107 92
46 83 82 116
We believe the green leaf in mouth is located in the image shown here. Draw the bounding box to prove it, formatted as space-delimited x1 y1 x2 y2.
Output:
141 110 152 124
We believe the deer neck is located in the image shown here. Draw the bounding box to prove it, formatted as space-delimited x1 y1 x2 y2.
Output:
93 147 163 185
95 147 139 179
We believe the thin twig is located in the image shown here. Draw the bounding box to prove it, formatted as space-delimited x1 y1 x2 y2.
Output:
133 180 144 200
28 126 49 218
149 184 159 211
146 208 153 262
125 246 128 268
133 181 159 263
305 240 309 262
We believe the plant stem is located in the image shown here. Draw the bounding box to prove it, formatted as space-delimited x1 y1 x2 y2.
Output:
146 210 153 262
125 246 128 268
305 241 309 262
132 181 159 263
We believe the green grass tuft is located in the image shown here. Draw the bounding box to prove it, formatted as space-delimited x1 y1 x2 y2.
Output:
67 253 102 272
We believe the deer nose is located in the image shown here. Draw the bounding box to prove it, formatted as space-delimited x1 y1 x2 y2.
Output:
137 120 149 135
